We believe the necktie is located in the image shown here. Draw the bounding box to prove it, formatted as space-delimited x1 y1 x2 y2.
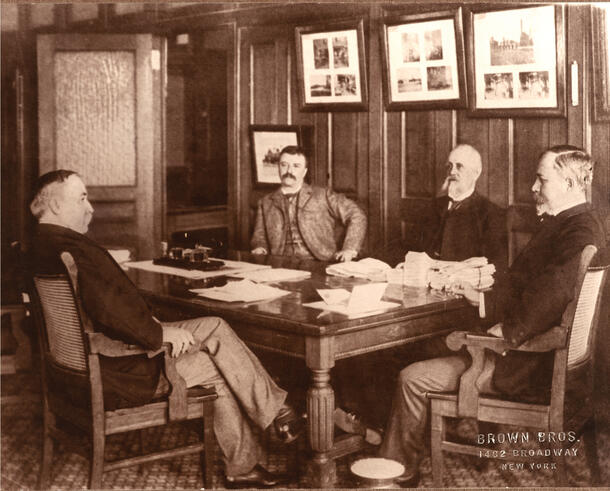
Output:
448 198 462 212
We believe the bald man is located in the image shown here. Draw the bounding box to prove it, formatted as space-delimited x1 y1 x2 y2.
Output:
421 143 507 266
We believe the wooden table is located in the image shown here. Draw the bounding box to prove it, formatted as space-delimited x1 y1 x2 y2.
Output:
129 252 476 488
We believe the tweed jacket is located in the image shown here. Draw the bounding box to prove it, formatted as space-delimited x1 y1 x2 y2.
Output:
491 203 606 397
28 224 163 405
250 183 367 261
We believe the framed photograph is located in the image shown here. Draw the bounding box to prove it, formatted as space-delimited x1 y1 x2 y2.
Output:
592 4 610 122
380 8 467 110
249 125 308 187
466 5 566 117
295 18 368 111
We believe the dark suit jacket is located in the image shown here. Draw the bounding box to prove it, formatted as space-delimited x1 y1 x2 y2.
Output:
491 203 606 398
28 224 163 405
250 183 367 261
423 192 508 268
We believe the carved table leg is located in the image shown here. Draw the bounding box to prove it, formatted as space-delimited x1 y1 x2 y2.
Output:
305 367 336 488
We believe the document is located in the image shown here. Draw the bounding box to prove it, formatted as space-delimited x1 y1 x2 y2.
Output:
125 258 271 279
190 279 291 302
325 258 392 280
228 267 311 283
304 282 400 315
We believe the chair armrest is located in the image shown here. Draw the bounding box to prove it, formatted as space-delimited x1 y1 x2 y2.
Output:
87 332 149 356
162 350 189 421
446 331 509 354
513 326 567 352
87 332 191 420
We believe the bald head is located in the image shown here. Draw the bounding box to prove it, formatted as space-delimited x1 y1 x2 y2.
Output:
442 144 482 198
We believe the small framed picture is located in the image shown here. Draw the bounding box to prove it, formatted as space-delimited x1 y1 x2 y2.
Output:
249 125 306 187
466 5 566 117
295 18 368 111
380 8 467 110
592 4 610 122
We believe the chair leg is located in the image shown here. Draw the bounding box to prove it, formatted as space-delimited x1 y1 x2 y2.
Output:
202 402 217 489
38 407 55 490
89 425 105 489
430 405 445 487
582 419 601 485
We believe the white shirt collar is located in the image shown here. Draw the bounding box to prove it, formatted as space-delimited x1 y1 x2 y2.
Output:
548 197 587 216
447 187 475 205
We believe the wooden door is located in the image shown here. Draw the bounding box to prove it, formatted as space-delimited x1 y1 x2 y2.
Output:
37 34 165 259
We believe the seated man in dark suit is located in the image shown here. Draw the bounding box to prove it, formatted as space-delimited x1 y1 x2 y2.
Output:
379 145 606 486
335 144 507 438
412 143 507 267
28 170 303 488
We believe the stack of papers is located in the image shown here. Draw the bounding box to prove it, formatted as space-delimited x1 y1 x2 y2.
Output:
304 282 400 315
428 258 495 291
400 252 434 287
229 268 311 283
326 258 392 280
190 279 290 302
390 253 496 291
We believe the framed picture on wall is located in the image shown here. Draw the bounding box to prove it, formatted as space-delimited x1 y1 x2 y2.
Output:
466 5 566 117
249 125 306 187
295 18 368 111
380 8 467 110
592 4 610 122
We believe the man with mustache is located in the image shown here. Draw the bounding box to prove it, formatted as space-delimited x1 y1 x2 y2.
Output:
379 145 606 486
251 145 366 262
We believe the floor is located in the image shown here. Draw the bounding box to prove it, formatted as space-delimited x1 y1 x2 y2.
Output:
2 368 609 490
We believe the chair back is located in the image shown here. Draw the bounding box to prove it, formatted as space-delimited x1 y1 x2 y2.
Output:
562 245 608 368
33 274 87 372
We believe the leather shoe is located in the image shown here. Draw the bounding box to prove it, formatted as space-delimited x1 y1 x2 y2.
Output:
273 405 305 444
334 407 383 445
395 470 420 488
225 464 286 488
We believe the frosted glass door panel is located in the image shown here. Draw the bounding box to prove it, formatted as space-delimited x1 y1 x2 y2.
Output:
54 51 136 186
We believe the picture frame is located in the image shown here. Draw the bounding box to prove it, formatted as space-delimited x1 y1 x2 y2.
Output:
295 18 368 111
466 5 566 118
249 125 309 187
591 4 610 122
380 8 467 111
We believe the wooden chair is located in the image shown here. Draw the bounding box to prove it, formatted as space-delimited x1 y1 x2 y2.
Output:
29 252 218 489
429 245 608 487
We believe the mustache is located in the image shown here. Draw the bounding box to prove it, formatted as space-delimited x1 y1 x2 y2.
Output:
281 172 296 180
440 176 458 193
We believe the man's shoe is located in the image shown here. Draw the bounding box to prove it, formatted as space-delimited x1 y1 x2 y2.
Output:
273 405 305 444
225 464 287 488
395 470 420 488
334 407 383 445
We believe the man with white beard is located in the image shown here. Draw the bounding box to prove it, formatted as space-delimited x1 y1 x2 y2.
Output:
421 143 507 267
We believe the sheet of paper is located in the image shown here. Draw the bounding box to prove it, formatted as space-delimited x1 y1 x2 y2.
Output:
347 282 388 311
125 259 271 279
307 282 398 315
229 268 311 283
190 279 291 302
303 300 401 316
317 288 351 304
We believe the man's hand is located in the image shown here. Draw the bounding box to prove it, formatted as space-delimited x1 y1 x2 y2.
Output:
162 325 195 357
486 322 504 338
449 281 480 306
251 247 268 255
334 249 357 262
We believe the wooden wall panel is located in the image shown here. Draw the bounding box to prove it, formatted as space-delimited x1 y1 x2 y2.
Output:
487 119 509 207
331 113 359 195
513 119 550 204
404 112 435 197
251 43 277 123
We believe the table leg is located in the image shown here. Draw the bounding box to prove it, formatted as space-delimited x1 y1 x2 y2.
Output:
305 367 336 488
